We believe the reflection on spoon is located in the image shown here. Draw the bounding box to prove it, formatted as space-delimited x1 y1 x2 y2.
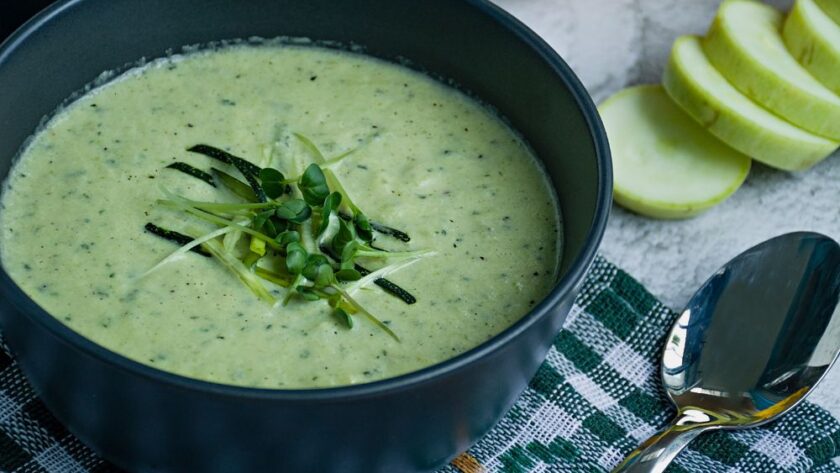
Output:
614 231 840 473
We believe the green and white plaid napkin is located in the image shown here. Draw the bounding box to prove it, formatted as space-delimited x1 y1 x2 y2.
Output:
0 257 837 472
441 257 840 473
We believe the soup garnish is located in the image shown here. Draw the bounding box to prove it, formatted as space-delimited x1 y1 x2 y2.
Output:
146 140 432 339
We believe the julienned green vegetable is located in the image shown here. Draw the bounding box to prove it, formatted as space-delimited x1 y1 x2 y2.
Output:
165 162 216 187
212 168 258 201
187 144 261 175
319 244 417 304
144 223 212 256
147 139 434 340
165 164 417 304
208 155 412 242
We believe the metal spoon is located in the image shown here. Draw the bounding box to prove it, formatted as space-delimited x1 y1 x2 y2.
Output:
614 231 840 473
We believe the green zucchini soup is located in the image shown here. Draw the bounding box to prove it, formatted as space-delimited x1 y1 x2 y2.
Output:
0 43 561 389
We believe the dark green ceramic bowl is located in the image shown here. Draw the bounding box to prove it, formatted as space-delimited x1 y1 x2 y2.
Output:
0 1 611 471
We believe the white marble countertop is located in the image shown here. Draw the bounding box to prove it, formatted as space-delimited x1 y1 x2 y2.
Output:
496 0 840 417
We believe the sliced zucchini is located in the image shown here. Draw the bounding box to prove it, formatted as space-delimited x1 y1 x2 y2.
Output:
664 35 838 171
703 0 840 140
599 85 751 219
783 0 840 95
815 0 840 26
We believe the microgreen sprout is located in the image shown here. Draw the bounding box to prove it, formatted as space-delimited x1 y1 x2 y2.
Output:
259 168 291 199
318 192 342 236
333 307 354 329
275 230 300 247
298 164 330 207
275 199 312 224
354 213 373 242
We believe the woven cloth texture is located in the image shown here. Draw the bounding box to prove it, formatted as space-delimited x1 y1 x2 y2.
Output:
0 257 838 472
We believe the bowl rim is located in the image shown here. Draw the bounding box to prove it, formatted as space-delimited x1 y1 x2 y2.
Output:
0 0 612 402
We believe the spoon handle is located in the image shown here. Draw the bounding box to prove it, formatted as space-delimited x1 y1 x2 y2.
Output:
612 417 708 473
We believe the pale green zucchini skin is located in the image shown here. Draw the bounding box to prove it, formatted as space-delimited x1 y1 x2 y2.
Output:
783 0 840 96
815 0 840 26
665 35 838 171
703 0 840 140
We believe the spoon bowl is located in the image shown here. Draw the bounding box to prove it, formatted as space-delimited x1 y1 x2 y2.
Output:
616 231 840 472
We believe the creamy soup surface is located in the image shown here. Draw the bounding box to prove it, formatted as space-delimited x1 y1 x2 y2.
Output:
0 44 561 389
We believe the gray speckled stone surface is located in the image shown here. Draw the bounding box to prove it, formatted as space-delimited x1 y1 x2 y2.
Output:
497 0 840 416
